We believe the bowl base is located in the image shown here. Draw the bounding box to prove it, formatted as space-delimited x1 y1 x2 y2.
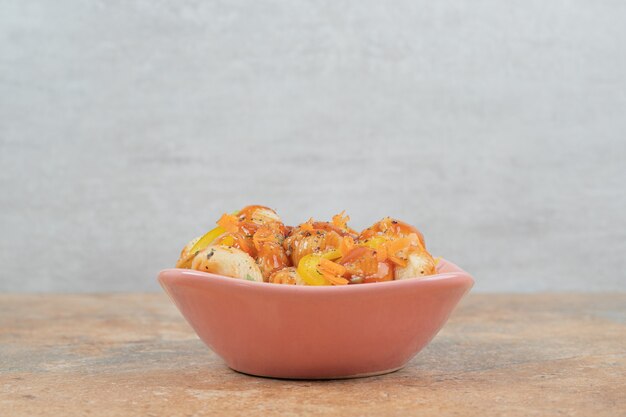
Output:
229 365 405 380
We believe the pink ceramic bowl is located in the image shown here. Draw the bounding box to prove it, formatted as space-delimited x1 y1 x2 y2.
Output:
158 258 473 379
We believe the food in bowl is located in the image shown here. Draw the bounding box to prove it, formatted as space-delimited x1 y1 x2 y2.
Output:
176 205 437 285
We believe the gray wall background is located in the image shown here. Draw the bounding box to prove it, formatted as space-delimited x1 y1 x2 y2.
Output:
1 0 625 292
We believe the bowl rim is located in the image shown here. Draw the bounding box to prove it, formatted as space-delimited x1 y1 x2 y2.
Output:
158 258 474 293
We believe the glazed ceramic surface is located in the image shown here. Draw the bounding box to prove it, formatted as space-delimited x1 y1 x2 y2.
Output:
158 258 474 379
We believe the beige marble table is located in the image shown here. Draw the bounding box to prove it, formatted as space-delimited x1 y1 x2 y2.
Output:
1 293 624 416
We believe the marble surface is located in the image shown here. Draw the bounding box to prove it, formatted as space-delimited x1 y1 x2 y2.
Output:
1 293 625 416
1 1 625 292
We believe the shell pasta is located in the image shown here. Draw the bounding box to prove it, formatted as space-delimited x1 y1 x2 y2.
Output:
176 205 437 285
